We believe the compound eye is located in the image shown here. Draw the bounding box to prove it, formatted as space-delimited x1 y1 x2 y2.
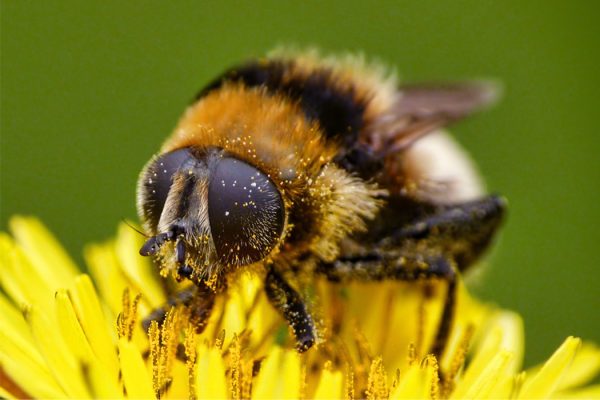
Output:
208 157 284 265
139 148 194 229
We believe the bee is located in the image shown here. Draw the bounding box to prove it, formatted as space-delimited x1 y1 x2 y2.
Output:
136 49 505 357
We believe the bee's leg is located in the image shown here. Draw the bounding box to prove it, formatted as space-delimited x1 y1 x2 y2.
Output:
387 194 506 270
142 281 216 334
429 264 457 359
387 194 504 357
264 266 316 352
142 287 193 331
318 253 456 361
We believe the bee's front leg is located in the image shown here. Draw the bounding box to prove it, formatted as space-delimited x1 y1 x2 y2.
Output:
142 280 216 334
264 266 316 352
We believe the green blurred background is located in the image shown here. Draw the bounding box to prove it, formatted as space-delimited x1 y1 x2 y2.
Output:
2 1 598 367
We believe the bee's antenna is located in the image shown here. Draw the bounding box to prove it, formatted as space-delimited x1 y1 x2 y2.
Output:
121 218 149 238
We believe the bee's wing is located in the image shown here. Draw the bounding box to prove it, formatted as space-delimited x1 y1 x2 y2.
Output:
371 81 501 153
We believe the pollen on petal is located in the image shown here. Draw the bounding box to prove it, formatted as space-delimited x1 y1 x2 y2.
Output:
1 217 599 399
366 356 388 400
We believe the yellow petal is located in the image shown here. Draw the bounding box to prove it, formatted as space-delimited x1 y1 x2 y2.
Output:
9 216 78 288
70 275 120 375
222 290 247 339
390 364 428 399
86 361 124 399
118 338 155 398
391 356 438 400
0 233 55 314
0 292 43 365
0 292 29 336
85 242 131 316
4 215 600 400
314 369 344 399
0 328 65 399
253 347 301 399
26 305 91 398
0 234 27 306
452 311 522 398
552 384 600 399
195 345 228 399
456 350 513 399
519 336 581 399
165 360 190 399
55 290 95 362
542 342 600 391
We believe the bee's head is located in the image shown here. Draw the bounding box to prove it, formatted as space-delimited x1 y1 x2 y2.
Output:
137 146 285 279
136 86 385 280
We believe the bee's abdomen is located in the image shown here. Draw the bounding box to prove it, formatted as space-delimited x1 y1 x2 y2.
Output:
195 59 367 148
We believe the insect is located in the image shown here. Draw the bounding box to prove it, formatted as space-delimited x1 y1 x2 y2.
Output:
136 49 505 357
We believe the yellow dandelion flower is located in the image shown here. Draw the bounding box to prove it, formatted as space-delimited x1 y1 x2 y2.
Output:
1 216 599 399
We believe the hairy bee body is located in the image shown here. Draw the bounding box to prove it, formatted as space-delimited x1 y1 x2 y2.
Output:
137 49 505 354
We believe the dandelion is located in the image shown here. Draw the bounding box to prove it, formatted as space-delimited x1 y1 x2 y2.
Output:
1 216 599 399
